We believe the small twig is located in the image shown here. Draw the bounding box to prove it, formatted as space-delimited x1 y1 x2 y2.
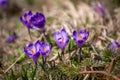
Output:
108 55 120 73
80 71 120 80
83 74 90 80
4 54 24 73
108 58 115 73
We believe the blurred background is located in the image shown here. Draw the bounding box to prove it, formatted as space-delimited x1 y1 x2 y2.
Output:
0 0 120 79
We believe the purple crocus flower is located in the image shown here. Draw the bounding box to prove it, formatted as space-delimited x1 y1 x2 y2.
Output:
20 11 35 29
73 29 89 48
30 12 46 30
39 42 52 57
0 0 8 8
24 40 41 64
6 34 18 43
109 41 120 54
94 3 106 17
54 29 69 52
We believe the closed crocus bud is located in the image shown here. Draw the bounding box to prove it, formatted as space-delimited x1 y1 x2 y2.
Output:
24 40 41 64
39 42 52 57
109 41 120 54
20 11 36 29
30 12 46 31
73 29 89 48
54 29 69 53
6 34 18 43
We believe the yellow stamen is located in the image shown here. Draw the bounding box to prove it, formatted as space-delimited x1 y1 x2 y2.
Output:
31 49 36 54
26 17 30 22
44 47 47 52
59 37 64 43
117 47 120 51
61 38 64 43
79 35 83 40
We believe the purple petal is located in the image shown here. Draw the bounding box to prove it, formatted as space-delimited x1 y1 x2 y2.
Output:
54 32 61 40
24 47 33 58
108 41 120 54
73 30 78 41
61 29 69 42
35 40 41 52
28 11 32 16
30 12 46 29
32 52 40 63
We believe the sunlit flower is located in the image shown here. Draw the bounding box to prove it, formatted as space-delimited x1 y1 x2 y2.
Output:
24 40 41 63
0 0 8 8
6 34 18 43
109 41 120 54
20 11 35 29
54 29 69 52
39 42 52 57
94 3 106 17
30 12 46 30
73 29 89 48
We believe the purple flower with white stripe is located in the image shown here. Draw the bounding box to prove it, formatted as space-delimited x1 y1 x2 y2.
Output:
20 11 35 29
73 29 89 48
54 29 69 52
30 12 46 30
109 41 120 54
24 40 41 64
39 42 52 57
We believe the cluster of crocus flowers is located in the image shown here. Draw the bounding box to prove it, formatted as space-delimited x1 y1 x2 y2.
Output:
73 29 89 48
54 29 89 56
54 29 69 54
109 41 120 55
20 11 46 30
24 40 52 64
0 0 8 8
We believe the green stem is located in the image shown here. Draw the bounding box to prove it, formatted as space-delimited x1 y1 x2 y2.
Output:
28 29 32 41
62 50 65 62
32 65 37 80
78 48 82 62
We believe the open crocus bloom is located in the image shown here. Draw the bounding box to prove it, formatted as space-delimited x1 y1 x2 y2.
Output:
20 11 36 29
30 12 46 30
54 29 69 51
39 42 52 57
73 29 89 48
109 41 120 54
24 40 41 63
20 11 46 31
